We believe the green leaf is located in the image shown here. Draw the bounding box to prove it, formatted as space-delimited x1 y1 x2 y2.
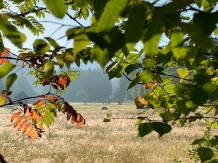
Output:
193 12 218 36
74 33 90 54
171 28 184 58
192 138 206 145
44 37 60 48
0 0 3 9
190 88 208 105
106 62 123 79
138 123 153 137
107 113 112 118
151 122 172 137
43 60 54 78
56 54 64 69
197 147 214 162
125 64 141 75
103 118 111 122
177 68 189 78
0 63 16 79
91 45 112 68
75 0 91 7
33 39 50 55
125 4 146 43
140 70 154 85
161 0 194 13
144 18 165 57
0 33 4 51
43 0 66 18
6 73 17 91
144 95 160 108
0 17 26 48
63 49 76 63
142 57 156 68
97 0 128 32
202 82 217 97
179 22 215 50
160 112 180 121
127 74 140 90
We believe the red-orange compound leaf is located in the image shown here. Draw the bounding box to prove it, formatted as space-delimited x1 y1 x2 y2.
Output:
57 75 70 90
22 124 31 134
11 112 21 122
18 120 28 131
14 116 24 128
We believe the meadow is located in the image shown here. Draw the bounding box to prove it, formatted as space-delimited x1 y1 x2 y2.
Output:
0 104 212 163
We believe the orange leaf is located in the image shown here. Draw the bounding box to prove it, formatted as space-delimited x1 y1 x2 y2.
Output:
145 82 152 89
57 75 70 90
22 124 31 134
26 108 32 119
27 127 34 137
1 90 7 94
77 114 84 128
14 116 24 128
71 115 77 124
21 59 25 67
0 49 10 65
30 130 37 140
18 120 28 131
11 112 21 122
32 99 44 105
48 95 57 102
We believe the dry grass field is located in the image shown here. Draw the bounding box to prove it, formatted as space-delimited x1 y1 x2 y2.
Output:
0 104 214 163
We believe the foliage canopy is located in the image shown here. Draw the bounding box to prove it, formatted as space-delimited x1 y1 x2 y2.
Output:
1 0 218 162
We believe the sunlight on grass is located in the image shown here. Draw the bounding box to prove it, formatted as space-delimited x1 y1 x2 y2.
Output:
0 104 216 163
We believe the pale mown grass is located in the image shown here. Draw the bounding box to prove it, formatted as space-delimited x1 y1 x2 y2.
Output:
0 104 215 163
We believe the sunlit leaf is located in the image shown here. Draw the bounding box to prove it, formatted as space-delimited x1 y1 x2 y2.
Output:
97 0 128 32
0 95 4 105
0 17 26 48
144 18 165 57
33 39 50 55
43 0 66 18
74 33 90 54
0 63 16 79
43 60 54 78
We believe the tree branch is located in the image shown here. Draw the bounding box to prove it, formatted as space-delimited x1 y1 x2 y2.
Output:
66 12 84 28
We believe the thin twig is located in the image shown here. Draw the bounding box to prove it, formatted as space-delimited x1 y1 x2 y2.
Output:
66 12 84 28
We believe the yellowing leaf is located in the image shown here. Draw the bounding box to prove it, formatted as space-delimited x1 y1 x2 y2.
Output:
0 95 4 105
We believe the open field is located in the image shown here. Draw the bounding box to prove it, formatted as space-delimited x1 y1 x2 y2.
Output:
0 104 215 163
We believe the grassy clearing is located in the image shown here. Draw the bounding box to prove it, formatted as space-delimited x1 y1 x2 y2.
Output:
0 104 215 163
